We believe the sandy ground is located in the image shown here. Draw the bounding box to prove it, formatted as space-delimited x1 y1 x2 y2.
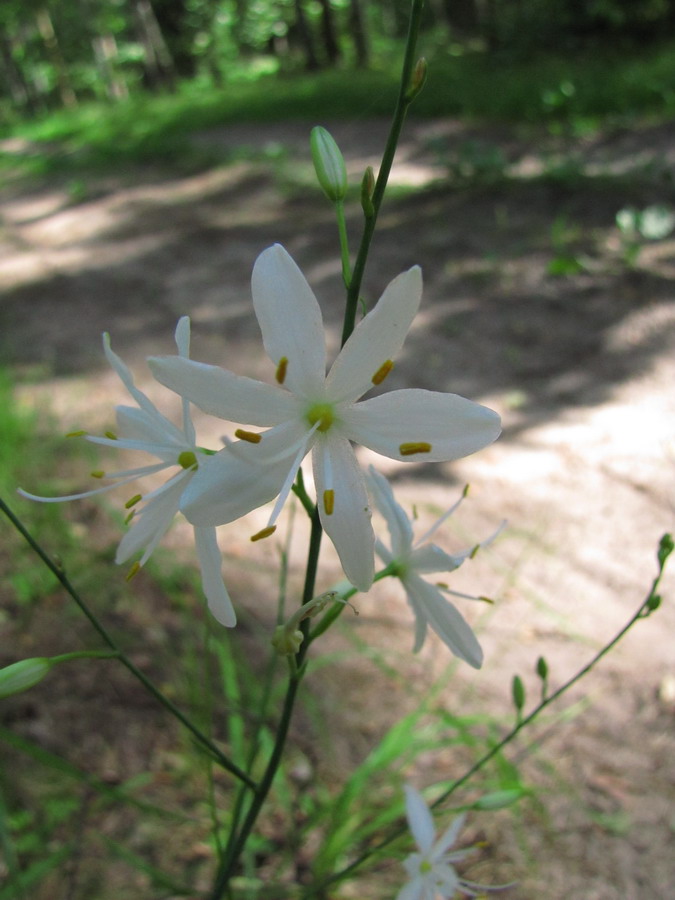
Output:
1 117 674 898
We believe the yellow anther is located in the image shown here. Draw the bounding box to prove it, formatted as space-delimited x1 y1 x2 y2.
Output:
125 493 142 509
66 430 87 438
90 470 105 479
126 561 141 581
275 356 288 384
463 483 470 498
104 431 117 440
371 359 394 385
307 403 334 433
478 596 495 604
436 581 449 589
323 489 334 515
178 450 197 469
235 429 262 444
399 442 432 456
470 544 480 559
124 510 135 525
250 525 277 542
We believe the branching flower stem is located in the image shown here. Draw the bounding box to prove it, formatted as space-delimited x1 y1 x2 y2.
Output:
0 495 255 789
300 534 671 896
209 6 428 893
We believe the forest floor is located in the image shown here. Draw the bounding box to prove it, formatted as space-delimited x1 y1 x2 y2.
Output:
1 116 674 899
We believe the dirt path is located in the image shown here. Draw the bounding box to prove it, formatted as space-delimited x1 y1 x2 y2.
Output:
1 118 674 898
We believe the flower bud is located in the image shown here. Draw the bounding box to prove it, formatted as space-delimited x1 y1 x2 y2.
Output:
0 658 52 698
405 58 428 101
310 126 348 203
511 674 525 713
271 625 304 656
361 166 375 219
535 656 548 681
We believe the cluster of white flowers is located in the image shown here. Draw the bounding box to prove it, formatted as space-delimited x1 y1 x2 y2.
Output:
21 243 501 663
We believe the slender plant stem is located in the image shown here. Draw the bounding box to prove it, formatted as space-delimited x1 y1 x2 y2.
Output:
335 200 351 288
0 495 255 789
300 539 671 896
340 0 426 346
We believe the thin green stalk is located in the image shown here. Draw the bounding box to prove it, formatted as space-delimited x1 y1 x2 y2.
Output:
302 535 671 895
335 200 351 288
340 0 426 346
0 495 255 789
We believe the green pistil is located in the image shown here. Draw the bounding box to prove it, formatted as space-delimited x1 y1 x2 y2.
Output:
306 402 335 433
178 451 198 470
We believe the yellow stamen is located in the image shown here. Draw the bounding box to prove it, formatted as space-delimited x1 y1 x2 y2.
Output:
126 561 141 581
178 450 198 469
399 442 432 456
66 430 87 438
104 431 117 440
470 544 480 559
250 525 277 542
235 429 262 444
124 510 135 525
463 483 470 498
323 489 334 515
90 470 105 479
371 359 394 385
275 356 288 384
125 493 142 510
479 596 495 605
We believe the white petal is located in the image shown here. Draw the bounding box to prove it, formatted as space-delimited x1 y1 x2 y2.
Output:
343 390 501 462
251 244 326 398
404 785 436 855
312 436 374 592
409 544 465 574
115 405 185 448
174 317 197 444
367 466 414 558
404 573 483 668
374 537 394 567
115 471 189 564
149 357 298 427
433 814 465 858
180 439 294 527
103 333 160 418
193 526 236 627
396 876 425 900
431 863 461 895
327 266 422 403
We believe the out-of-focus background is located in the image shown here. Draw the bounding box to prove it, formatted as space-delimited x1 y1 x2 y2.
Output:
1 2 674 898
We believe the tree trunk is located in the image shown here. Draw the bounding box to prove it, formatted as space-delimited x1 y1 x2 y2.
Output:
130 0 177 91
292 0 320 71
0 32 38 113
317 0 341 65
92 34 128 101
348 0 368 67
35 7 77 108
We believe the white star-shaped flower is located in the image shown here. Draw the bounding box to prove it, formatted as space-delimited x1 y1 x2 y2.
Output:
149 244 501 592
398 785 506 900
367 467 502 668
19 318 236 627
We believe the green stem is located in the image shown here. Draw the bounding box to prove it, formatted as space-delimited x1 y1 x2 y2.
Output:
1 495 255 789
302 541 670 895
335 199 351 288
340 0 426 346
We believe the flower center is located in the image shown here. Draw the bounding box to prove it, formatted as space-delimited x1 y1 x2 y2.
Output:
420 860 433 874
306 402 335 433
178 450 198 470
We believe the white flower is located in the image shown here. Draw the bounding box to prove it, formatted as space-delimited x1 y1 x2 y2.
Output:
149 244 501 592
19 318 236 627
367 467 502 668
398 785 503 900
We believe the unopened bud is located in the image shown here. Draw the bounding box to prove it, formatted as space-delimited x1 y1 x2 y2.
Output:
361 166 375 219
536 656 548 681
406 58 428 101
512 674 525 712
0 658 52 698
658 533 673 569
310 126 347 203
